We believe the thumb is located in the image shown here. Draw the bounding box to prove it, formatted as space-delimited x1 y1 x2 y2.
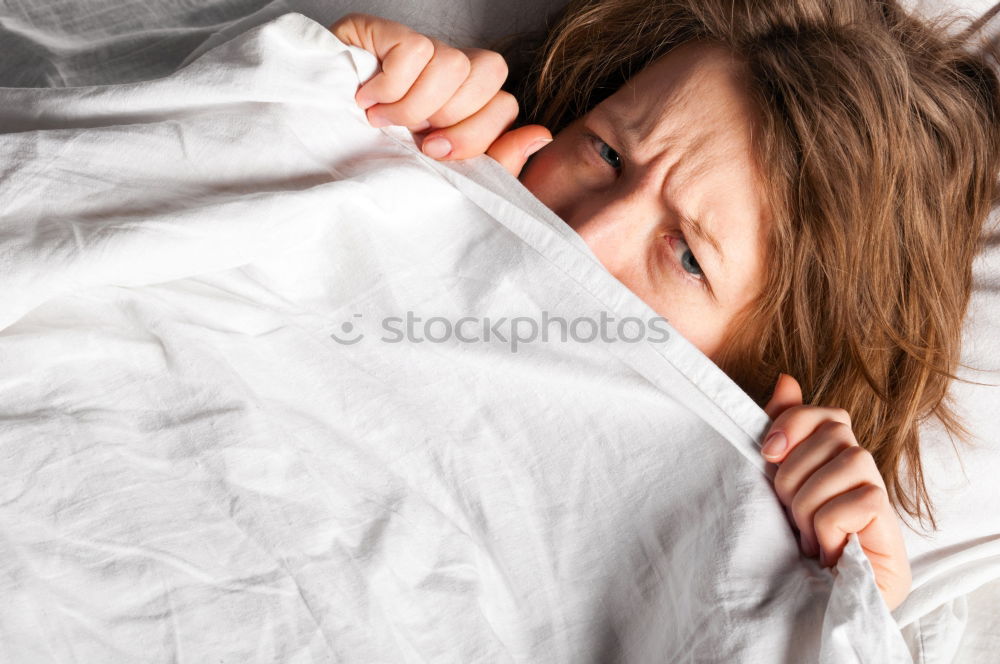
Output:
486 124 553 177
763 373 804 420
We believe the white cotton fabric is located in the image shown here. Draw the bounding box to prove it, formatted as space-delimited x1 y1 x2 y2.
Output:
0 0 568 88
894 210 1000 664
0 14 913 663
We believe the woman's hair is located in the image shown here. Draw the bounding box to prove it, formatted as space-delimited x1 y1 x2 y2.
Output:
492 0 1000 529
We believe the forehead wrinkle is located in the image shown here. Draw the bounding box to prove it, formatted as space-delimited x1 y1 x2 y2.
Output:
616 82 660 142
638 63 702 148
607 82 705 162
600 106 729 266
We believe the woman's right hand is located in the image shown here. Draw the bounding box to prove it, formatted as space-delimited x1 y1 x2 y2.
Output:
329 13 552 177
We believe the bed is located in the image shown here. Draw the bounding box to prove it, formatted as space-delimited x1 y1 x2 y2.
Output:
0 1 998 662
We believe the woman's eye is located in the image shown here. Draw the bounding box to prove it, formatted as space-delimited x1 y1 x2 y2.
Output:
599 142 621 170
673 237 703 277
590 136 622 170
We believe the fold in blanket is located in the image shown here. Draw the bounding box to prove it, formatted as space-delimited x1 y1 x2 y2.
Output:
0 13 912 663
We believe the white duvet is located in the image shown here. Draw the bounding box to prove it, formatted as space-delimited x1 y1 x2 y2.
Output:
0 13 915 663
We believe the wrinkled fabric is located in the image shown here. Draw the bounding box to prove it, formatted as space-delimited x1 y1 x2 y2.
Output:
0 0 993 88
0 0 568 87
0 13 916 663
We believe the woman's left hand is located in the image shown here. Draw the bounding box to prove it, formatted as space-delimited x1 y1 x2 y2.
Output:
761 374 912 611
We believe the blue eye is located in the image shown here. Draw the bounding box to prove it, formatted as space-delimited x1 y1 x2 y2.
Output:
673 237 703 276
590 136 622 170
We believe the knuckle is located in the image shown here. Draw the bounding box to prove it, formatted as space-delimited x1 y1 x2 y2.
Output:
819 419 853 440
837 444 873 470
437 46 471 74
789 492 811 525
494 90 520 116
481 50 509 81
409 34 436 59
831 407 851 426
858 482 886 506
788 491 806 518
772 469 796 505
774 484 796 508
813 501 836 531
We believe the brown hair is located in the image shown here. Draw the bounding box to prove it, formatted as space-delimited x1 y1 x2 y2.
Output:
493 0 1000 529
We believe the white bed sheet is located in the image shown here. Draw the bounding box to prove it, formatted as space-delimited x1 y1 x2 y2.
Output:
0 0 567 88
0 14 911 663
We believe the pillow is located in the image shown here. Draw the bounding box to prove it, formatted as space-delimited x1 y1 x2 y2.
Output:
0 0 995 88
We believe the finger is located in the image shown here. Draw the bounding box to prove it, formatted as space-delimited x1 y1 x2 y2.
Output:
330 15 435 109
365 39 471 128
421 48 509 129
772 420 858 515
414 90 519 160
790 445 883 557
761 404 853 463
763 373 803 420
486 125 554 177
812 483 891 567
814 487 911 610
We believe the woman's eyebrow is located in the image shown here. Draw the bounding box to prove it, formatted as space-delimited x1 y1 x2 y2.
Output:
599 106 726 265
601 105 646 151
679 213 725 264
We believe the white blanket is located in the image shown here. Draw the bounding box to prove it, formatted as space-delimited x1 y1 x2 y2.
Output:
0 13 913 663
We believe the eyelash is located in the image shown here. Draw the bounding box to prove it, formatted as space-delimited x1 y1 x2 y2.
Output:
584 132 622 173
584 132 708 291
664 236 709 290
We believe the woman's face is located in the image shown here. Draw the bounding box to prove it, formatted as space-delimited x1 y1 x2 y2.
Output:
519 41 769 360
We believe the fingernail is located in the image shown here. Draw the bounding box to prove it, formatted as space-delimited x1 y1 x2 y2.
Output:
356 92 376 109
422 136 452 159
761 431 787 459
368 111 390 128
523 138 553 159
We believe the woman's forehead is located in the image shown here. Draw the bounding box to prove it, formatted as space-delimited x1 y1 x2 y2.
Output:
602 42 756 155
601 50 765 187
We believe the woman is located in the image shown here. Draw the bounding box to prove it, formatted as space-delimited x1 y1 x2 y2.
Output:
330 0 1000 612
